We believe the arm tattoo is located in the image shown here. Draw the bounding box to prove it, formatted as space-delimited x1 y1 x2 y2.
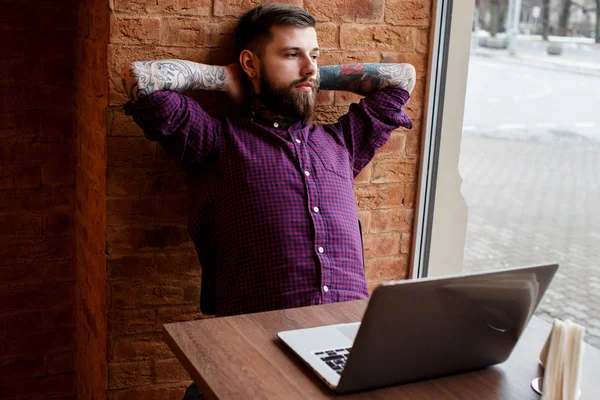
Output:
318 63 416 95
121 59 227 102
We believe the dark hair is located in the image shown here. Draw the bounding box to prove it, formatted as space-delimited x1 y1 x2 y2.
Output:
235 4 316 57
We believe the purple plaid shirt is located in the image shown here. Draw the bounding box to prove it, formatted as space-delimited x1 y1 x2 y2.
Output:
133 86 411 316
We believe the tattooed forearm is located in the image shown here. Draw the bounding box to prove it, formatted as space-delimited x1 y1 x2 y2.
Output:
318 63 416 95
121 59 228 102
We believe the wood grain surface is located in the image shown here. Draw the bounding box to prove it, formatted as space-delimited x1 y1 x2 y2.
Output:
163 300 600 399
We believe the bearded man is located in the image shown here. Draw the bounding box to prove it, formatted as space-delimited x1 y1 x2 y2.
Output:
121 4 415 321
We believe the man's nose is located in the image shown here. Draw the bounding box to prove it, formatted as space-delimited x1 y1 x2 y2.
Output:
301 55 317 77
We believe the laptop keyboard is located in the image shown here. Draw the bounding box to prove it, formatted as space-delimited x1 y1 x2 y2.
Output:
314 347 352 375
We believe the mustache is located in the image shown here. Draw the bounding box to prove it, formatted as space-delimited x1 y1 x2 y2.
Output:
291 77 318 89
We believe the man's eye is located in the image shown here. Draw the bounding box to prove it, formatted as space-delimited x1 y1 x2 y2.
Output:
311 55 319 60
287 53 298 58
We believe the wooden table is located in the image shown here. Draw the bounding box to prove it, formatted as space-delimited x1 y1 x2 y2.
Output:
163 300 600 399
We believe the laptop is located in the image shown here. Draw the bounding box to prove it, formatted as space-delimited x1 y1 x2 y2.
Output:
277 263 558 393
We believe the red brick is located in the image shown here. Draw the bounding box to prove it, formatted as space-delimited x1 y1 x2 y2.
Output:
107 197 155 226
381 51 428 75
154 358 190 383
0 187 73 213
316 90 334 106
363 232 401 258
154 192 189 222
107 384 188 400
404 182 416 207
47 304 75 329
0 259 73 287
46 258 76 283
40 3 78 32
112 0 162 13
311 105 347 125
159 17 204 47
107 137 157 167
41 53 75 87
40 110 75 142
340 24 416 52
47 350 75 374
44 211 74 236
154 252 200 276
110 332 173 362
316 23 338 49
354 163 371 184
417 27 430 54
0 140 71 166
0 57 40 85
370 207 412 233
213 0 260 17
306 0 384 23
0 111 40 140
1 328 74 357
0 236 73 264
371 158 417 183
107 106 144 137
90 4 109 40
401 232 411 254
378 131 407 156
385 0 431 27
0 165 41 190
365 255 408 282
0 310 45 341
334 91 363 106
42 163 75 187
107 255 154 279
107 225 192 252
155 305 205 327
111 280 198 309
157 0 211 16
0 215 43 238
357 210 371 233
108 360 153 390
106 168 187 196
110 16 161 45
0 355 45 378
317 50 380 66
354 183 404 210
108 309 157 336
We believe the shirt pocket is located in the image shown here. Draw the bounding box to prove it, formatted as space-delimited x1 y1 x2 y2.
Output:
308 138 352 180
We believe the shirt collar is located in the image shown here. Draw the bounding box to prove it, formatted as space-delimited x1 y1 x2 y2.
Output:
247 94 302 130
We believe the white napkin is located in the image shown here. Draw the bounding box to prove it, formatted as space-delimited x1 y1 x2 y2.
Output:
539 319 585 400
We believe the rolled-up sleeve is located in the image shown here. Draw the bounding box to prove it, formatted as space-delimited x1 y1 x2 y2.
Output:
329 86 412 177
126 91 222 168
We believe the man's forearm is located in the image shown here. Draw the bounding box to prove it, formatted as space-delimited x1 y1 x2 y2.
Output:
318 63 416 96
121 59 228 103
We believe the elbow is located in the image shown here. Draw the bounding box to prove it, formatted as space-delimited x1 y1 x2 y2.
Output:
404 64 417 94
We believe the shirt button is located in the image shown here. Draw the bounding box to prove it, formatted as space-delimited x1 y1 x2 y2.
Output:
273 122 279 128
304 170 310 177
323 285 329 292
295 138 301 144
318 247 324 253
313 207 319 213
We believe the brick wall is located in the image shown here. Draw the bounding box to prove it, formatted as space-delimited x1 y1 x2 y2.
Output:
0 0 78 398
74 0 109 399
0 0 430 398
104 0 431 398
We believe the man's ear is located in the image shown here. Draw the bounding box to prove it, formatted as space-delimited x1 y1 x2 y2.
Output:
239 49 259 79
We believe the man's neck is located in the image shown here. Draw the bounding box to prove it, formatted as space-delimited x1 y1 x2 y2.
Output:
248 93 301 129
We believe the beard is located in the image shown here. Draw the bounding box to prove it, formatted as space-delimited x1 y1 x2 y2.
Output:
257 68 317 122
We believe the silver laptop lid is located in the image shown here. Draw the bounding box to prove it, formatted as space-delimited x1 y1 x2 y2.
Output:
336 263 558 393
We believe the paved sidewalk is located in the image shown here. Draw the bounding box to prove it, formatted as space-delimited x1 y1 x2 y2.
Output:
459 134 600 349
471 39 600 77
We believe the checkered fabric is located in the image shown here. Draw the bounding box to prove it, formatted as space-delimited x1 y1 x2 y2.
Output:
130 86 412 316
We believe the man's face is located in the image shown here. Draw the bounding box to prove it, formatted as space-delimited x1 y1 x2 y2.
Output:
256 25 320 121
